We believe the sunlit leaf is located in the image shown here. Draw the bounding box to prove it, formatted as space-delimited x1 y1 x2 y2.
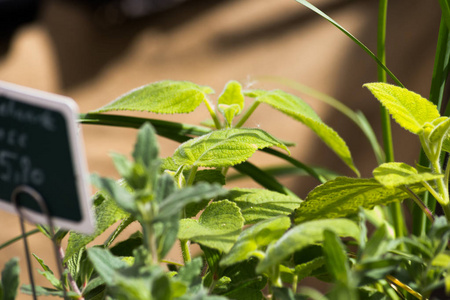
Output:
247 89 358 175
294 177 426 223
373 162 442 188
172 128 289 168
364 83 440 134
94 80 214 114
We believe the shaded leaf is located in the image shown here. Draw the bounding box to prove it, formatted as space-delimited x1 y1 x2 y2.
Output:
364 83 440 134
156 182 227 221
294 177 426 223
21 285 79 298
257 219 359 273
221 188 301 224
322 230 351 285
1 257 19 300
373 162 442 188
249 89 358 175
95 80 214 114
65 192 129 262
178 200 244 252
221 216 291 266
32 254 62 289
172 128 289 168
133 122 159 169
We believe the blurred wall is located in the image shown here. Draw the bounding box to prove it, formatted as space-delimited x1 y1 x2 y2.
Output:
0 0 441 298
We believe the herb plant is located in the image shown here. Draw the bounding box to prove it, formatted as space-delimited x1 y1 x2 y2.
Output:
2 0 450 299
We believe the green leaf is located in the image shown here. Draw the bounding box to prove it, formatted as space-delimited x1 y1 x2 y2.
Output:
32 254 62 289
156 182 227 221
250 90 358 175
91 174 136 214
322 230 351 285
133 122 159 169
94 80 214 114
294 177 427 223
364 83 440 134
218 81 244 111
172 128 289 168
221 188 301 224
220 216 290 266
21 285 80 298
257 218 359 273
178 200 244 252
193 169 226 185
1 257 19 300
65 192 129 262
294 257 325 281
373 162 443 188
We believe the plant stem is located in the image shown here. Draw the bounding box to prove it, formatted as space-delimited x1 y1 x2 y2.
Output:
235 101 260 128
203 99 222 129
180 239 191 263
414 18 450 235
142 220 158 265
0 228 40 250
186 166 198 186
377 0 405 239
402 187 434 223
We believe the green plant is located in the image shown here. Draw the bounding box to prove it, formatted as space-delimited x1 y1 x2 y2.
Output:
3 0 450 299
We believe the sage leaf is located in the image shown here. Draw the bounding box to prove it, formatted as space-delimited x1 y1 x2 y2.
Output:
133 122 159 169
373 162 442 188
95 80 214 114
322 230 351 285
220 216 290 266
257 218 359 273
172 128 289 168
248 89 358 175
221 188 302 224
65 192 129 262
364 83 440 134
32 254 62 289
178 200 244 252
1 257 19 300
294 177 427 224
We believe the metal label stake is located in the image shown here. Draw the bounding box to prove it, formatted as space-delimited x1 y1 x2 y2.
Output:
11 185 68 300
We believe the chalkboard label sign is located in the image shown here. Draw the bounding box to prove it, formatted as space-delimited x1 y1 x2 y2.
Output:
0 81 93 234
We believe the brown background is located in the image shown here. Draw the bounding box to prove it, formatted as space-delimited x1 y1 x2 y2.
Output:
0 0 441 298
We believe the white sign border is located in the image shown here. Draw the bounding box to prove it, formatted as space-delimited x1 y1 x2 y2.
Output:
0 81 94 234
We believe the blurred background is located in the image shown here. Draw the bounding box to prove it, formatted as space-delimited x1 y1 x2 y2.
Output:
0 0 441 298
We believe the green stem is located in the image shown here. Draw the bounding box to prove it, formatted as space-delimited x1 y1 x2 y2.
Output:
235 101 261 128
402 187 434 223
415 18 450 235
272 265 282 288
143 221 158 264
203 99 222 129
186 166 198 186
0 229 40 250
180 239 191 263
377 0 405 239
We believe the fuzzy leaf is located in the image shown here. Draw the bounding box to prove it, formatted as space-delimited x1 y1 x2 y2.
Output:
221 216 290 266
65 192 129 262
294 177 426 223
133 123 159 169
364 83 440 134
221 188 302 224
94 80 214 114
178 200 244 252
322 230 351 285
250 90 358 175
1 257 19 300
373 162 442 188
218 81 244 110
32 254 62 289
172 128 289 168
257 218 359 273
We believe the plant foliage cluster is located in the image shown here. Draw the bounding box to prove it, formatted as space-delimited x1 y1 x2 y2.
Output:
2 1 450 299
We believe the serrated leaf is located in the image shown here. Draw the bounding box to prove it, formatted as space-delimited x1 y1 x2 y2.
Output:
294 177 427 223
364 82 440 134
193 169 226 185
172 128 289 168
94 80 214 114
178 200 244 252
1 257 19 300
65 192 129 262
252 90 358 175
257 218 359 273
373 162 443 188
221 188 301 224
220 216 290 266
